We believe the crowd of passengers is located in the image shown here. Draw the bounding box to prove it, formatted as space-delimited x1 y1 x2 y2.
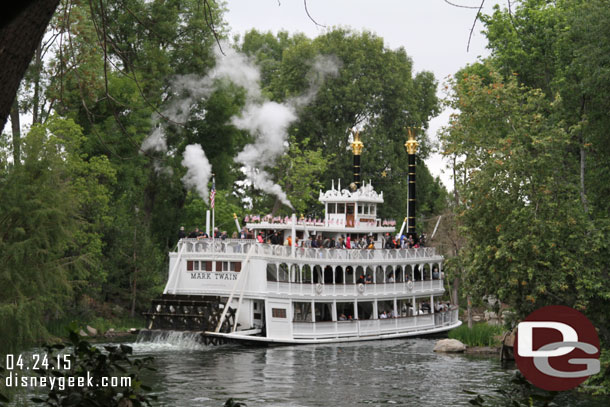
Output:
180 225 427 249
179 225 427 250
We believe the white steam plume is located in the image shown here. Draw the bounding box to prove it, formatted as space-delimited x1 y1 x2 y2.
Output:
181 144 212 202
142 41 340 207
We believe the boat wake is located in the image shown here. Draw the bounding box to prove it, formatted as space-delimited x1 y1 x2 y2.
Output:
132 330 210 352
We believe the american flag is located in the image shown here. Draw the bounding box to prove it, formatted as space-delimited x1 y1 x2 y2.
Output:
210 177 216 208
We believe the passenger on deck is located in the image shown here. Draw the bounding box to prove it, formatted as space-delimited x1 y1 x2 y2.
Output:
365 274 373 284
339 313 347 321
384 233 394 249
178 226 186 239
357 274 365 284
323 237 331 248
380 311 388 319
239 227 248 239
337 237 345 249
387 274 395 283
432 266 439 280
188 227 200 238
257 233 264 243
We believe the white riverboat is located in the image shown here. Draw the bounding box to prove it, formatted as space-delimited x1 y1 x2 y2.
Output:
154 178 461 344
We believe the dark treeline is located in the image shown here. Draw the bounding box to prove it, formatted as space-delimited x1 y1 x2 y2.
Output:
0 0 446 353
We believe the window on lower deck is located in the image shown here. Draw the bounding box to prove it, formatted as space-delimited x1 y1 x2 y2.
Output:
378 300 394 318
293 302 312 322
272 308 287 318
357 301 374 320
314 302 333 322
398 299 414 317
336 302 354 320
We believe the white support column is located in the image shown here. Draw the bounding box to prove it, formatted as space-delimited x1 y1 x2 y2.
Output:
311 299 316 323
332 300 337 322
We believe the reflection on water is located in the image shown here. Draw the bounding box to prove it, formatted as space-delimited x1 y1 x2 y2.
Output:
8 332 606 406
129 333 512 406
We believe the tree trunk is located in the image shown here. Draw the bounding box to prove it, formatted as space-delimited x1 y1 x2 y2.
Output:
10 97 21 164
452 276 459 308
580 138 588 213
32 42 43 125
0 0 60 134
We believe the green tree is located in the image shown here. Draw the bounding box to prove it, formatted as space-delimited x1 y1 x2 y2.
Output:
0 117 113 353
442 66 610 341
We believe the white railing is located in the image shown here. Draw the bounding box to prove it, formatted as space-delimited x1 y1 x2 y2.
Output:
267 280 444 296
292 308 459 340
177 239 438 261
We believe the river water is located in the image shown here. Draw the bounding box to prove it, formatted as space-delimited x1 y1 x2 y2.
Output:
127 332 605 407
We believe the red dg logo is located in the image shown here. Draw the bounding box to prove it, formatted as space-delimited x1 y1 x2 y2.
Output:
514 305 600 391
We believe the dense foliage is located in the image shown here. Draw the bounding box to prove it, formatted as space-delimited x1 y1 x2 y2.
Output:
440 0 610 386
0 0 446 354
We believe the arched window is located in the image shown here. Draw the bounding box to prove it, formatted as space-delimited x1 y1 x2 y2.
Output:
302 264 312 283
346 266 355 284
423 264 431 281
324 266 333 284
335 266 344 284
266 263 277 282
395 266 404 282
290 264 300 282
385 265 394 283
313 265 323 283
375 266 384 284
278 263 289 282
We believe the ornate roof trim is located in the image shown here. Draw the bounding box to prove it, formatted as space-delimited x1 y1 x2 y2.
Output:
319 180 384 203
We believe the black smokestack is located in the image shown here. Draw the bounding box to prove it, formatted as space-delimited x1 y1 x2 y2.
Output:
351 130 364 189
405 128 418 237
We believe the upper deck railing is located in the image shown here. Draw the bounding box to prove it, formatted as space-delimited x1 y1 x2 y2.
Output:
176 238 438 262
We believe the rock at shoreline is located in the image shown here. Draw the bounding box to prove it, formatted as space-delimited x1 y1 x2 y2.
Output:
433 338 466 353
79 329 88 337
86 325 98 337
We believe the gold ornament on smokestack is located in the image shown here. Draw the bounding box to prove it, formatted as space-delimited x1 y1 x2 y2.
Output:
404 127 419 155
351 129 364 155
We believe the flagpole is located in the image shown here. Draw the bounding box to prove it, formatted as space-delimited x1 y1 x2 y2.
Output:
211 173 216 240
211 173 216 271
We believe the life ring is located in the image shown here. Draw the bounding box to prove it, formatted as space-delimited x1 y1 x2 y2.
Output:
315 283 323 294
407 280 414 291
357 283 365 293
